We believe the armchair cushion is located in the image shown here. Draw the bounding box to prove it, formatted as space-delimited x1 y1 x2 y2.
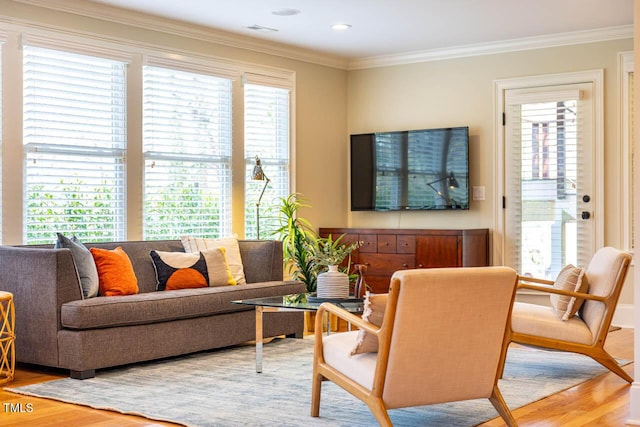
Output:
550 264 588 320
325 331 377 389
511 301 593 345
350 292 387 355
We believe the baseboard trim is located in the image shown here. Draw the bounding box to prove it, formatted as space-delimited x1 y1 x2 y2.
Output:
612 303 635 328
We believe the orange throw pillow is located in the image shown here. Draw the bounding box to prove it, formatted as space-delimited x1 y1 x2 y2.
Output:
90 246 139 296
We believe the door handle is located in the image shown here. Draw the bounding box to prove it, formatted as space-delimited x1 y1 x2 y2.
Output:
581 211 591 220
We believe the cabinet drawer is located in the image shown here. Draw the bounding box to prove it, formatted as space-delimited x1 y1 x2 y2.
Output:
359 234 377 253
396 235 416 254
377 235 397 253
363 275 391 294
359 253 415 276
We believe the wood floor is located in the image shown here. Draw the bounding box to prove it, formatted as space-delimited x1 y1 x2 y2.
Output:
0 328 634 426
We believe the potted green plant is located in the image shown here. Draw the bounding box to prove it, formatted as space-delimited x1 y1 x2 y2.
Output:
312 234 361 299
272 193 318 293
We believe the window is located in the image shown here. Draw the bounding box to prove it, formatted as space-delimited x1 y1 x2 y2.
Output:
23 46 127 244
244 83 290 239
143 66 233 240
0 28 295 245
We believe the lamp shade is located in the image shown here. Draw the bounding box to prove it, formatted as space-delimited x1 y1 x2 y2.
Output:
252 156 266 181
447 173 459 189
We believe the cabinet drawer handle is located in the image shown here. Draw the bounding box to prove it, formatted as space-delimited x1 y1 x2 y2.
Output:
365 262 370 266
402 263 408 267
418 264 424 268
384 242 389 246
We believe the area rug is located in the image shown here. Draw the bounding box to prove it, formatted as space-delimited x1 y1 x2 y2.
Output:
6 338 630 427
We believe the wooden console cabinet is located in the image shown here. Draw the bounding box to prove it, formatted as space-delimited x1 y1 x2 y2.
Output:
318 228 490 293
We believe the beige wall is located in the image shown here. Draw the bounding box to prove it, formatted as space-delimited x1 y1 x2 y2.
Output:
346 39 634 306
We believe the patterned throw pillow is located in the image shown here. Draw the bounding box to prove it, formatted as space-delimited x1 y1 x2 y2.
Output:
550 264 589 320
350 292 388 356
89 246 139 296
54 233 99 299
181 235 247 285
150 249 236 291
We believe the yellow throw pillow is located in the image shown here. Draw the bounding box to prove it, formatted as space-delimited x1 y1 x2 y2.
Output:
181 235 246 285
202 248 237 287
350 292 387 356
90 246 139 297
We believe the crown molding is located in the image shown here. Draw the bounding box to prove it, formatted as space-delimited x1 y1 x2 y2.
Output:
11 0 350 69
348 25 634 70
10 1 634 72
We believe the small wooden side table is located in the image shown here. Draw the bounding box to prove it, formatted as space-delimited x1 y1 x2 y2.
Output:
0 291 15 384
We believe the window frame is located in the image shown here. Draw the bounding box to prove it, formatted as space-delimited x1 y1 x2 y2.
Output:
493 70 605 267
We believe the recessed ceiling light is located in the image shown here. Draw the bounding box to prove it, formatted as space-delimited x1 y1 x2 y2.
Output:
331 23 352 31
272 8 301 16
246 24 279 32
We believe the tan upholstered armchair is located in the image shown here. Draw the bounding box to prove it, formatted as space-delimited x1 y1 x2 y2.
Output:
505 246 632 383
311 267 519 426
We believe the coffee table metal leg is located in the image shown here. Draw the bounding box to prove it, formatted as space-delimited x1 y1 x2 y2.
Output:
256 306 263 373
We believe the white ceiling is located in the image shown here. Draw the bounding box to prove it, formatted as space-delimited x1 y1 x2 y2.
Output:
87 0 633 61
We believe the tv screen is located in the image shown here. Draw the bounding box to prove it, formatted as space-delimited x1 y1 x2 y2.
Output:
350 126 469 211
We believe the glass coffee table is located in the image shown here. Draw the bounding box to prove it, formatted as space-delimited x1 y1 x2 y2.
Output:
232 293 364 373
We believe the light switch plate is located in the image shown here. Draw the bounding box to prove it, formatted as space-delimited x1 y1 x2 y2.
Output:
473 186 485 201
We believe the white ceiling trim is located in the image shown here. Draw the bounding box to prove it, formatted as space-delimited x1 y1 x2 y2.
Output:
13 0 635 71
348 25 633 70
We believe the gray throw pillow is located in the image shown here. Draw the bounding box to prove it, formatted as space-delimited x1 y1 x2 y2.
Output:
54 233 99 298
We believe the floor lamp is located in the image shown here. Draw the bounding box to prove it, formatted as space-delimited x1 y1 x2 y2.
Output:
251 156 271 239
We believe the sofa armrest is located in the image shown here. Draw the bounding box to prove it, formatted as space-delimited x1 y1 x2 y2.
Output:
0 245 83 366
238 240 284 283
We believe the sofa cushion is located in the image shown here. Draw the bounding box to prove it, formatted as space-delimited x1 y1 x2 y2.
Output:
181 235 247 285
61 280 305 330
90 246 139 297
150 250 209 290
55 233 99 299
150 249 236 290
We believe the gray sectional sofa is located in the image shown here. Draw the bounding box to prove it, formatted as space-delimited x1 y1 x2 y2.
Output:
0 239 306 379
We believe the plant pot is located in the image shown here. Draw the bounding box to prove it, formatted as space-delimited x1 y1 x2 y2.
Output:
316 265 349 299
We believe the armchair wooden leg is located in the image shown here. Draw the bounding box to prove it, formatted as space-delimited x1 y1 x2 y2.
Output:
590 350 633 383
489 386 517 427
310 371 322 417
367 398 392 427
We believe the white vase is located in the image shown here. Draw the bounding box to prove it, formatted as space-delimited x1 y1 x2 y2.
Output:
316 265 349 299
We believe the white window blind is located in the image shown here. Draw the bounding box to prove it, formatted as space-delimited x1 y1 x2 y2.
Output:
23 46 127 244
143 66 232 240
504 85 593 279
244 83 290 239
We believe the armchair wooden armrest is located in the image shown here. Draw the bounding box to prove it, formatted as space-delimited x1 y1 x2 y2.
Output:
517 282 606 302
518 275 554 285
315 302 380 337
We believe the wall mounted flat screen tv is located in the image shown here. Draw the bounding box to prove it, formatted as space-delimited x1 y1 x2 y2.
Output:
350 126 469 211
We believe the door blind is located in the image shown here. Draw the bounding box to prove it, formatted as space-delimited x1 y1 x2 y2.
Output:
504 85 593 279
23 46 127 244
